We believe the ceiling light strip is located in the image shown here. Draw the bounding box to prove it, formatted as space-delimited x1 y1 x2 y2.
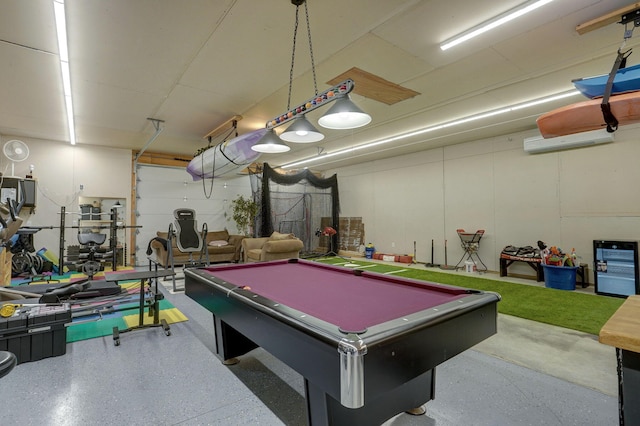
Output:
53 0 76 145
440 0 555 51
280 89 579 169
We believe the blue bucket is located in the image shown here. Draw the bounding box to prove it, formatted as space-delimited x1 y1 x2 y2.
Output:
542 264 578 290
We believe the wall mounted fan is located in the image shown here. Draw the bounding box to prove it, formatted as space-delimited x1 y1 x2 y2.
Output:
2 140 29 177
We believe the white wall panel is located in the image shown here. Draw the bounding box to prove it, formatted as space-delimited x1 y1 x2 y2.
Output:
330 123 640 278
558 132 640 217
494 148 561 247
442 150 495 269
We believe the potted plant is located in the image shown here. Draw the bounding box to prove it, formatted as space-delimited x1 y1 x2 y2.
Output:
228 195 259 236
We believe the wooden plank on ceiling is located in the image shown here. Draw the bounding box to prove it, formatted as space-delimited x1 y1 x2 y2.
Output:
327 67 420 105
134 151 192 168
576 3 640 35
203 115 242 139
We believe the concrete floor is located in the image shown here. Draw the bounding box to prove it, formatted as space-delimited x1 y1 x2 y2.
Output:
0 261 620 425
418 263 618 398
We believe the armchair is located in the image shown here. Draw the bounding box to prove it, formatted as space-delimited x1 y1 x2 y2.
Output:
242 232 304 263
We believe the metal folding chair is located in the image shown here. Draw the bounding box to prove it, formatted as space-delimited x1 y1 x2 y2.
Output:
454 229 487 271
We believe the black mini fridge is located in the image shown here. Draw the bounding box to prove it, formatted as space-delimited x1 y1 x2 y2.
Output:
593 240 639 297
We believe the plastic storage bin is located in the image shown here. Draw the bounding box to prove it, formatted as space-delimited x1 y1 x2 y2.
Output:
0 303 71 364
542 264 578 290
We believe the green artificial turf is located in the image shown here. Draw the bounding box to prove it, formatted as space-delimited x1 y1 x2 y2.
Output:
318 259 624 336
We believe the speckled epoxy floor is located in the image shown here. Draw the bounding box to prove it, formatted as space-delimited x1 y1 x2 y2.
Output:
0 284 618 425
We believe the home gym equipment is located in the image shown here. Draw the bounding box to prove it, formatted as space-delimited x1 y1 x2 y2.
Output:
75 232 113 279
173 208 208 265
154 209 209 292
107 269 175 346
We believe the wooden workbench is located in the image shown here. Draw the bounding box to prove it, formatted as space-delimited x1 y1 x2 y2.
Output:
599 295 640 425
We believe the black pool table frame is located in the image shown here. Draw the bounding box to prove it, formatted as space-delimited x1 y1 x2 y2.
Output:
185 260 499 425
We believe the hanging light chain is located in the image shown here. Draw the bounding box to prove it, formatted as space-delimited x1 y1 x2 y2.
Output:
286 3 301 111
262 0 363 130
304 0 318 96
287 0 318 110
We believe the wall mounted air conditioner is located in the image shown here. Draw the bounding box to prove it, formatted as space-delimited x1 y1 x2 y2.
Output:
523 129 614 154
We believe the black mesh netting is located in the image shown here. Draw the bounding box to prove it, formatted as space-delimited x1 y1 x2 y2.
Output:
250 163 340 254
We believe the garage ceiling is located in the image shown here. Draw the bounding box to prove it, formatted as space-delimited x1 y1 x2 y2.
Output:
1 0 638 171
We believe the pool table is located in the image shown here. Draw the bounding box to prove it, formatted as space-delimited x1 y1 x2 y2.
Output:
185 259 499 425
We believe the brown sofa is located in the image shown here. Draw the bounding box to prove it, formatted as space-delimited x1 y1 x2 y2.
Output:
149 229 244 267
242 232 304 262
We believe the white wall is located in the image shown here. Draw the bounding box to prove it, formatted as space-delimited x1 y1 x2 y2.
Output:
328 124 640 279
0 136 132 267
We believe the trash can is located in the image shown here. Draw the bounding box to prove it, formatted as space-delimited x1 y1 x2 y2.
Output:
542 264 578 290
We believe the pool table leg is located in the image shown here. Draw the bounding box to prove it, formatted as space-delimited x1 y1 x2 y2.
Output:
618 349 640 425
213 314 258 362
304 369 435 425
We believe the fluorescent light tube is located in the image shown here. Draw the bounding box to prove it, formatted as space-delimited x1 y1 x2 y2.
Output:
281 89 579 169
53 0 76 145
440 0 555 51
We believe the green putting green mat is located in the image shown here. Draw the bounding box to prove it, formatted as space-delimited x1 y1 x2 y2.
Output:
316 258 623 335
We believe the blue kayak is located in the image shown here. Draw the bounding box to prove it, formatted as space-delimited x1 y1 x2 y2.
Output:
572 62 640 99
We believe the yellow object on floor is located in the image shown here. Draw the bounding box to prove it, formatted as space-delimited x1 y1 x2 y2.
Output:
122 307 188 328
